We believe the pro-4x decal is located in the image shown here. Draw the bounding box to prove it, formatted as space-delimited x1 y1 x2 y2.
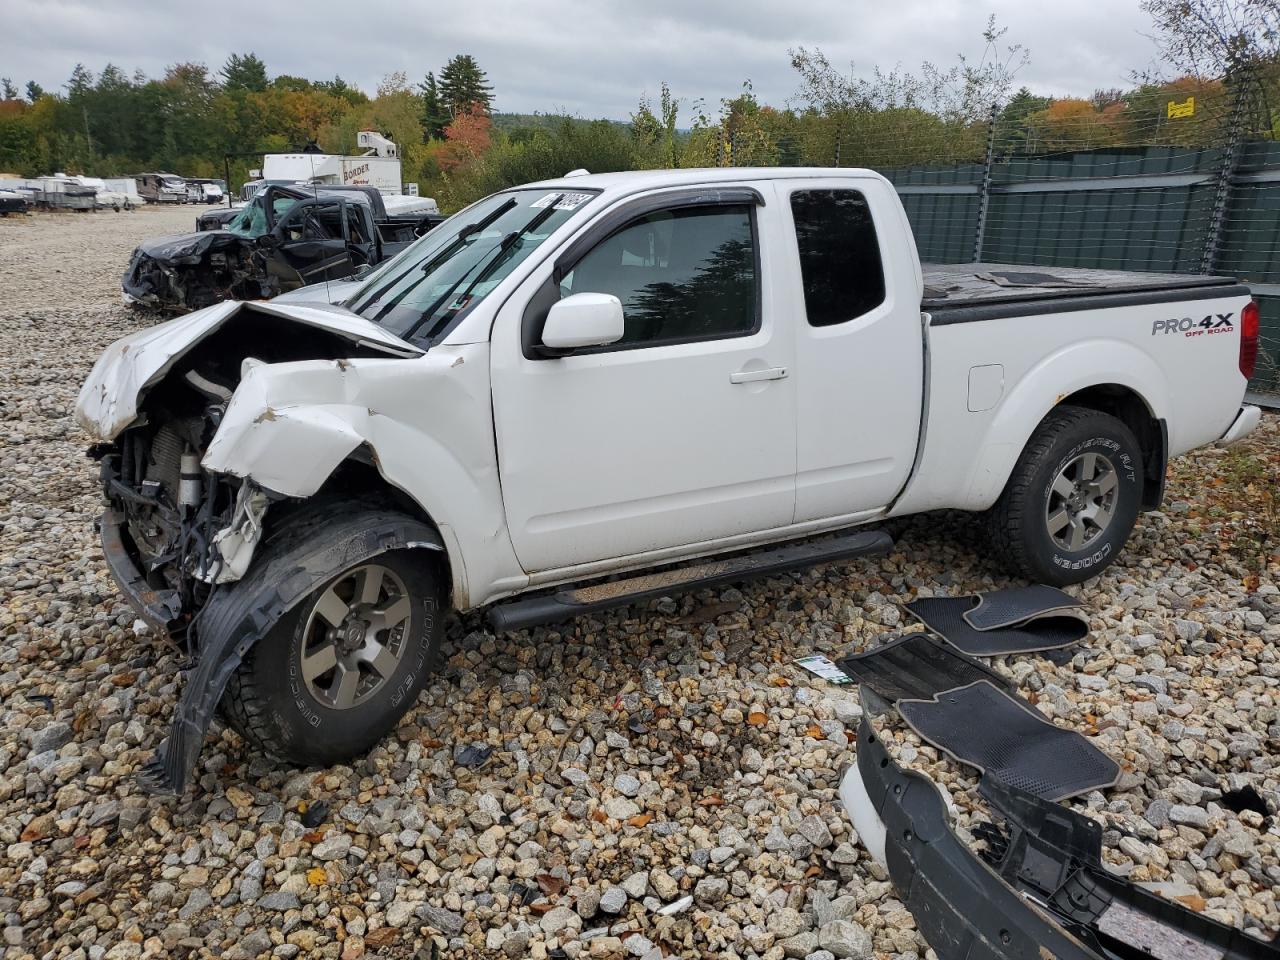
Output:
1151 313 1234 337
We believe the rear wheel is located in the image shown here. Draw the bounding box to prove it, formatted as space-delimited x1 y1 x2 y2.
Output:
987 406 1143 585
221 518 444 766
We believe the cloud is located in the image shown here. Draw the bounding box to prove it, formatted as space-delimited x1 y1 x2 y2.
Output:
2 0 1162 122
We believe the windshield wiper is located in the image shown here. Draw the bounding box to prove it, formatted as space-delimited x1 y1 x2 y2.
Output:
417 195 518 277
352 195 518 314
402 195 566 344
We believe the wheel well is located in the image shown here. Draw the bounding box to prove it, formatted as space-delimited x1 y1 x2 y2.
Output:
268 451 453 596
1055 385 1167 510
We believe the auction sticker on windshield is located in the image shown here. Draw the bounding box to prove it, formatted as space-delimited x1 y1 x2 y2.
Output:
531 192 593 210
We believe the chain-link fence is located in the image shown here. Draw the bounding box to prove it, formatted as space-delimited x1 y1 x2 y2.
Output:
714 77 1280 403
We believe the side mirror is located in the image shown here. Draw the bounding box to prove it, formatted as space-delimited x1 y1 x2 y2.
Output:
255 233 277 249
541 292 625 351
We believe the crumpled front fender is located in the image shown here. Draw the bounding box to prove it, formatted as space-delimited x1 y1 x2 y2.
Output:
202 360 369 497
199 344 521 611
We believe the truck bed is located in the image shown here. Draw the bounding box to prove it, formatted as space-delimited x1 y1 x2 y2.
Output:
922 263 1248 324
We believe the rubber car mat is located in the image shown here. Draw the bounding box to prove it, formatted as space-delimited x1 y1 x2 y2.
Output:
962 585 1084 631
904 596 1087 656
836 632 1011 704
897 680 1120 801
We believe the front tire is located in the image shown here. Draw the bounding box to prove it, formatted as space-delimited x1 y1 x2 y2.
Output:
987 405 1143 586
221 521 444 767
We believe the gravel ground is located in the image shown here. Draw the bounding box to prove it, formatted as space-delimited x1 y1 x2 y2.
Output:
1 206 1278 960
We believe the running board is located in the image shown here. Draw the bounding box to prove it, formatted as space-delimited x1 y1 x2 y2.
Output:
487 529 893 633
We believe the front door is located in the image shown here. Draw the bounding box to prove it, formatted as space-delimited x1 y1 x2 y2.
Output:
490 187 797 573
269 198 356 289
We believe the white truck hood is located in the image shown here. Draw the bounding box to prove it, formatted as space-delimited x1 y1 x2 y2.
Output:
75 299 421 441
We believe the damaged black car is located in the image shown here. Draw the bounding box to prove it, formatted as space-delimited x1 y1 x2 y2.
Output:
121 184 441 312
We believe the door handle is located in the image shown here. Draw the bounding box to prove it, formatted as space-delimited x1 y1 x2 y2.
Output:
730 366 788 384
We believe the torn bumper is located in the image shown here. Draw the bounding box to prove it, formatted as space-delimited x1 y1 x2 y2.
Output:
1219 404 1261 446
842 715 1095 959
99 507 183 634
841 713 1278 960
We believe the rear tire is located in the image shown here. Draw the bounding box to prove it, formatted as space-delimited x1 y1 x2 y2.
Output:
987 405 1143 586
220 513 445 767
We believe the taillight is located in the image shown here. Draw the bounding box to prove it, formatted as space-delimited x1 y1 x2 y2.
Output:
1239 300 1259 379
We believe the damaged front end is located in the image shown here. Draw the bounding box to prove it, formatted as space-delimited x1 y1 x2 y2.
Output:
77 300 424 792
842 710 1278 960
92 396 267 644
121 232 274 313
79 299 421 639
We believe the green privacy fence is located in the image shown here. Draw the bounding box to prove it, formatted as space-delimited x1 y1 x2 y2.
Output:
877 141 1280 402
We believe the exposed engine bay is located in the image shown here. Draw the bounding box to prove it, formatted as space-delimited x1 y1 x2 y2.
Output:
121 232 273 312
83 303 422 644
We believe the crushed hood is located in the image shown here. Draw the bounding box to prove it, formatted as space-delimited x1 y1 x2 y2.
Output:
75 300 422 442
134 230 247 264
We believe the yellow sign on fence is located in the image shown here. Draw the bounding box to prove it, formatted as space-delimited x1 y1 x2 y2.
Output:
1167 96 1195 119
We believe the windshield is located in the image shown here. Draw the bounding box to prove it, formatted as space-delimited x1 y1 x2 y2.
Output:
346 188 596 342
223 192 299 238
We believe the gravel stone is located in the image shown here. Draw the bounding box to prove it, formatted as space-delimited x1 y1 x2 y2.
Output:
614 773 641 797
257 891 299 912
599 886 628 914
817 919 873 959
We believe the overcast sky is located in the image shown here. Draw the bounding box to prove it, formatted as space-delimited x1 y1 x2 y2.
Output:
3 0 1165 120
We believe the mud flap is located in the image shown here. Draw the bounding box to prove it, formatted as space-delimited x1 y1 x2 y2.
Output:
139 512 444 796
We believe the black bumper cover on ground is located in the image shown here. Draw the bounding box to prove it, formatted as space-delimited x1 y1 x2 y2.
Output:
853 713 1278 960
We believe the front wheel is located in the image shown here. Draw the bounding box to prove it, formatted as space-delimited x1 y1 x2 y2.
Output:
987 405 1143 585
221 527 444 766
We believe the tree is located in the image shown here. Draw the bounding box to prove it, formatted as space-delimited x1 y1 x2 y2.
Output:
271 75 313 93
437 104 492 169
790 15 1028 123
419 71 448 140
996 86 1053 151
438 55 493 116
25 81 45 102
1 79 17 100
1140 0 1280 78
222 52 268 92
66 64 94 100
314 76 366 105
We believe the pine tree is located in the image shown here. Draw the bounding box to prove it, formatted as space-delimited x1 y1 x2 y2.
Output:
438 55 493 117
25 80 45 102
419 71 448 140
1 79 17 100
221 52 269 92
66 64 94 100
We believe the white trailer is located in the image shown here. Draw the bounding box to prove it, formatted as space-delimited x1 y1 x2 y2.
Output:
260 130 404 196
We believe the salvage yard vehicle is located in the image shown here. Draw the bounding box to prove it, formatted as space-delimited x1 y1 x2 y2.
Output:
76 167 1261 792
122 183 445 311
0 187 28 215
135 172 190 204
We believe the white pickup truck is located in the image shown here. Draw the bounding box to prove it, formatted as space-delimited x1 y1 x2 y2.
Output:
76 167 1261 790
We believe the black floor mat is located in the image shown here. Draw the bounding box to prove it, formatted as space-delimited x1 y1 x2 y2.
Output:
963 585 1083 631
898 680 1120 801
836 632 1011 703
905 596 1087 656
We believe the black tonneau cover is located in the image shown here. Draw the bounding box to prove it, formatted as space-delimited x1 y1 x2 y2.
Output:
923 262 1249 325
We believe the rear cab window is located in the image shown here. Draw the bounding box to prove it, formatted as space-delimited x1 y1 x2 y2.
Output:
790 189 886 326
